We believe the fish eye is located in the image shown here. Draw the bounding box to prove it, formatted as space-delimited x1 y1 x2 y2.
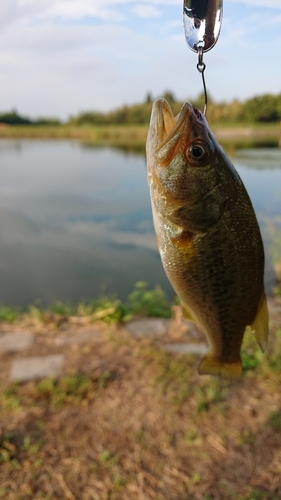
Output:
187 141 209 165
191 145 204 158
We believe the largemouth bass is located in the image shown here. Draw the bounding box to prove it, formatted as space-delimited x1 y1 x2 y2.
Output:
146 98 268 379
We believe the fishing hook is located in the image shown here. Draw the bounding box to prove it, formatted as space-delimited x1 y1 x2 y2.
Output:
183 0 223 116
196 46 207 115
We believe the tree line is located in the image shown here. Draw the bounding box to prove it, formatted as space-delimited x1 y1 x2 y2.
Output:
69 91 281 126
1 91 281 126
0 110 61 126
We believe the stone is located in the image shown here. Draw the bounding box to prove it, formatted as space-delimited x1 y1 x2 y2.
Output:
126 318 168 337
0 332 34 352
164 343 207 356
55 329 99 345
10 354 64 381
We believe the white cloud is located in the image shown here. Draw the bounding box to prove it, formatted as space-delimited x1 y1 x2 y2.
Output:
0 0 280 120
228 0 281 6
132 5 161 18
35 1 125 23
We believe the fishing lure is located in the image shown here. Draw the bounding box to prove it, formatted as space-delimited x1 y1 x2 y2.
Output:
183 0 223 114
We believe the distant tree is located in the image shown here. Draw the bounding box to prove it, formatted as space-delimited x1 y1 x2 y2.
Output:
35 117 61 126
163 90 176 104
145 92 153 104
0 109 31 125
242 94 279 122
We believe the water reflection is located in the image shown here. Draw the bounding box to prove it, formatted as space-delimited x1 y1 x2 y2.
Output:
0 139 280 307
0 140 173 306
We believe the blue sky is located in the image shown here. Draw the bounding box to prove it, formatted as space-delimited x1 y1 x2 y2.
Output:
0 0 281 119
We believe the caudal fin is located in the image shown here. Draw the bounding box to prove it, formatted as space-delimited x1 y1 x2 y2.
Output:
198 355 242 380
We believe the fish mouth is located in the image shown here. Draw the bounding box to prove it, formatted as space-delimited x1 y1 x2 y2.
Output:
149 98 204 151
146 98 208 167
147 99 209 167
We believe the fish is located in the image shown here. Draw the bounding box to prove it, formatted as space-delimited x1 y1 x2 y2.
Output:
146 98 268 379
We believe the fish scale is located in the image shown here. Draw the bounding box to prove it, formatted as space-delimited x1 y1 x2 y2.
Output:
147 98 268 378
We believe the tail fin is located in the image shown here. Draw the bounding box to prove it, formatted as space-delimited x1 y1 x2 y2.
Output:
198 355 242 380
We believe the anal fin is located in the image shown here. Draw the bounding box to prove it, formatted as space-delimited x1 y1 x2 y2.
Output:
182 303 196 323
250 293 268 352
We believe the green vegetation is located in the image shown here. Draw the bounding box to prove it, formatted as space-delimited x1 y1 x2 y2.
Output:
0 282 173 324
1 91 281 129
68 91 281 126
0 109 61 126
3 371 114 411
0 91 280 152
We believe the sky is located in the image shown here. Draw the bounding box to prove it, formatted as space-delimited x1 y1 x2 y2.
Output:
0 0 281 120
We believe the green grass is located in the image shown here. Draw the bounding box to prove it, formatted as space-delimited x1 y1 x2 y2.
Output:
0 282 174 324
2 371 115 410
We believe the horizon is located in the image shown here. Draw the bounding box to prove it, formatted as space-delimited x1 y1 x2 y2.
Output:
0 1 281 120
1 88 281 123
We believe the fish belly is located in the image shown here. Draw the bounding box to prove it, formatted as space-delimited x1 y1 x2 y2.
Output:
153 186 266 379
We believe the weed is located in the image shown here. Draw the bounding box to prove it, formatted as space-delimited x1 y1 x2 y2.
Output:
245 489 279 500
127 281 172 318
51 301 73 316
268 409 281 434
141 345 192 406
1 383 22 411
0 432 16 464
99 449 118 466
239 429 256 447
268 352 281 371
241 328 265 373
194 379 224 414
34 372 96 406
2 371 115 410
0 306 18 322
112 474 127 489
0 282 175 324
241 348 260 371
135 427 145 443
97 370 112 390
21 435 42 455
191 472 201 484
27 305 45 323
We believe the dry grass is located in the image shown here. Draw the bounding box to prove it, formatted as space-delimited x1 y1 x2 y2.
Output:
0 124 148 149
0 298 281 499
0 123 280 151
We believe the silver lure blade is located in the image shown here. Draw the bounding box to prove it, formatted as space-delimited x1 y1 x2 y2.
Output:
183 0 223 52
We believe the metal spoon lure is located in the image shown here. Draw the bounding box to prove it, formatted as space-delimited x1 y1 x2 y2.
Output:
183 0 223 114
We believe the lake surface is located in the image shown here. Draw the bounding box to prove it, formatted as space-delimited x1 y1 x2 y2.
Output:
0 139 280 307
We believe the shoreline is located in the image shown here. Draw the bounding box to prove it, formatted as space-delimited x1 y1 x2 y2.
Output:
0 123 280 146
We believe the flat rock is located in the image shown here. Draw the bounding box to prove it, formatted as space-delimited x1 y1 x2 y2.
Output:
126 318 168 337
0 332 34 352
164 343 207 356
55 328 99 345
10 354 64 381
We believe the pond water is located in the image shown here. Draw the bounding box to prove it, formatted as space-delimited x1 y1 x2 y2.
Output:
0 139 280 307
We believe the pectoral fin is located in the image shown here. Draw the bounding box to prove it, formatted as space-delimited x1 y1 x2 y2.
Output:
250 293 268 352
